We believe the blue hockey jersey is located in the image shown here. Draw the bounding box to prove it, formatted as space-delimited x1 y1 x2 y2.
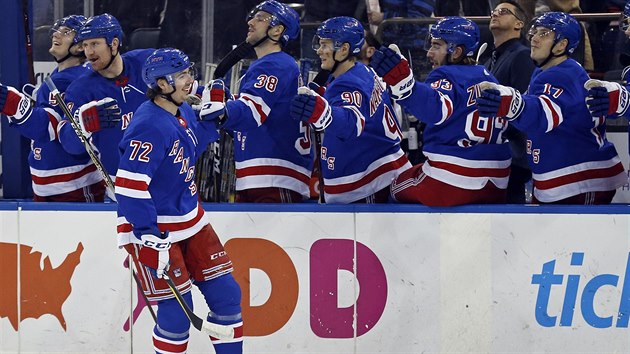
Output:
223 51 313 197
321 63 411 203
398 64 512 190
115 101 219 246
13 64 103 198
59 49 154 176
512 59 625 202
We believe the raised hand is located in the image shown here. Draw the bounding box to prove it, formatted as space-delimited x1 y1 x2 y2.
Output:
370 44 414 100
290 86 332 131
198 80 230 125
77 97 121 137
138 231 171 279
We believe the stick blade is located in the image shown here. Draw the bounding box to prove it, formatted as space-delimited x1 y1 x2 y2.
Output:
202 321 235 340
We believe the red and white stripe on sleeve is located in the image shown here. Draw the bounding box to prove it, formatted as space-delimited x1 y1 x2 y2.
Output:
238 93 271 126
114 169 151 199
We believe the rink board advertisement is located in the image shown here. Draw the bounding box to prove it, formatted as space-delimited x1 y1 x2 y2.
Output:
1 203 630 353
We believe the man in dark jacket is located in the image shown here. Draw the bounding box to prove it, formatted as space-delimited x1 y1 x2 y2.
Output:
485 0 536 203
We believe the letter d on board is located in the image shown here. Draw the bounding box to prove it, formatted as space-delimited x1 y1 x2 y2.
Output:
225 238 298 336
310 239 387 338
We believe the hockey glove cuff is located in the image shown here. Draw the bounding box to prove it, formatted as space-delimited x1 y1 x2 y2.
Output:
584 79 630 117
0 84 33 124
477 81 524 120
185 80 203 107
290 86 332 131
138 231 171 279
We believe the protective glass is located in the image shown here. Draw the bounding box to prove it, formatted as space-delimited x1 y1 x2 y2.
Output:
527 28 554 42
49 27 75 39
312 35 336 52
247 9 272 23
174 64 197 82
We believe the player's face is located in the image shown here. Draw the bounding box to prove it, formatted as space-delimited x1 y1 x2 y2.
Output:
623 15 630 38
316 38 336 71
489 4 522 33
426 38 448 69
528 27 555 64
170 68 195 104
246 10 272 44
49 26 75 59
82 38 112 71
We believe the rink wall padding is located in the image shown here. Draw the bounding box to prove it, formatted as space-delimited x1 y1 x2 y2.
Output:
1 202 630 353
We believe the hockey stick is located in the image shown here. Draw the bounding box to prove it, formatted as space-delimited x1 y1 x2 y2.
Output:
213 41 255 80
163 274 235 339
310 69 330 203
44 76 116 195
22 0 35 84
476 42 488 63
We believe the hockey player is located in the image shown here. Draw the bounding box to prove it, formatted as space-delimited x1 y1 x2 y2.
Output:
0 15 104 201
369 16 512 206
58 13 154 187
202 0 312 203
116 48 242 354
290 17 411 203
477 12 626 204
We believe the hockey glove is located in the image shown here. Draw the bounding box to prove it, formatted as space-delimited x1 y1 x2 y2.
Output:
476 81 524 120
584 79 630 118
199 80 230 125
290 86 332 131
77 97 121 138
138 231 171 279
0 84 33 124
370 44 414 100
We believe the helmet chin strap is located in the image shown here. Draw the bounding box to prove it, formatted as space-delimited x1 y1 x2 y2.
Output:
159 86 183 107
330 49 352 76
536 42 565 68
54 44 85 63
101 44 120 71
251 27 282 49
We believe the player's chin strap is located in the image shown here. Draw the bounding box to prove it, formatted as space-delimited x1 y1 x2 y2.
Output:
330 49 354 76
536 41 567 68
159 88 183 107
54 44 86 64
100 43 120 72
251 26 285 49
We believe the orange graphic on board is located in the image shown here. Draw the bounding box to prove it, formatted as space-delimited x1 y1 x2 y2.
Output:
0 242 83 331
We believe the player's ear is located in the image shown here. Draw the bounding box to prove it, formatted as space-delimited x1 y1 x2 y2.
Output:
111 37 120 52
553 38 568 55
514 19 524 31
270 24 284 41
156 77 169 92
452 45 464 61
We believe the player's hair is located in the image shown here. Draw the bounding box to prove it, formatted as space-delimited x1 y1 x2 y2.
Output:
496 0 527 23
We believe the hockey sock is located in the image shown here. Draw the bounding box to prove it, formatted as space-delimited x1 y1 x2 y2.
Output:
197 274 243 354
153 294 193 354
